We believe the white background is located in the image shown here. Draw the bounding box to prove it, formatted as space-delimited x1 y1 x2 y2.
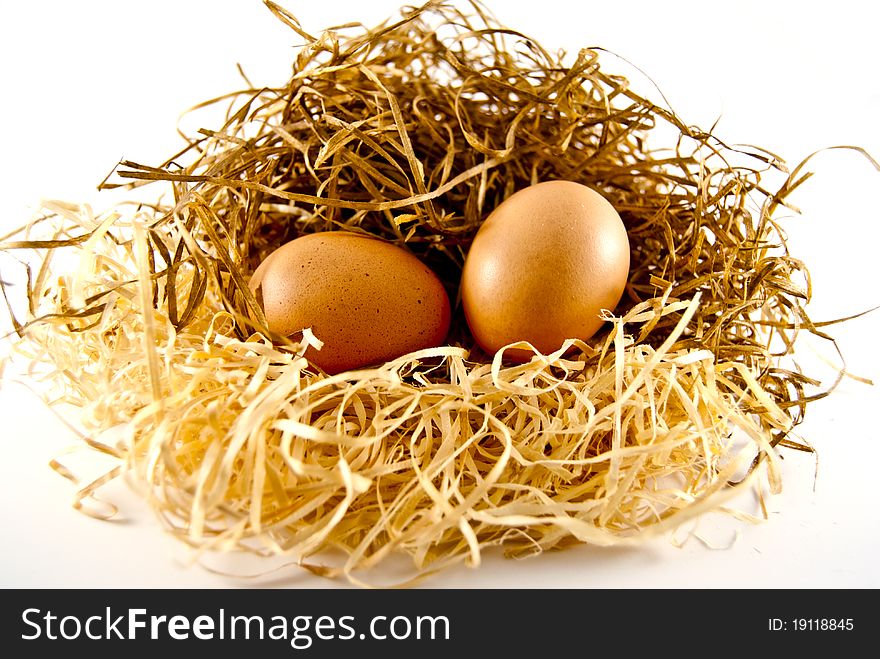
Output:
1 0 878 588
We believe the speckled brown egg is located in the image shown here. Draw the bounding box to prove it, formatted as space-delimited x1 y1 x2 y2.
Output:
249 233 451 374
460 180 630 360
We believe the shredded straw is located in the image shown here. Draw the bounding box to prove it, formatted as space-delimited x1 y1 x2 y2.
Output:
1 0 875 586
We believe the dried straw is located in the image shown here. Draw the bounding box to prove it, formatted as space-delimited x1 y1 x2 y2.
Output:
0 0 866 585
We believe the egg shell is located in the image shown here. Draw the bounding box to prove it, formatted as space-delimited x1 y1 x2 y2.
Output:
460 180 630 359
249 233 451 374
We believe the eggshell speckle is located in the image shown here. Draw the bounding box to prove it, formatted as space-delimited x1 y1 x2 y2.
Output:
460 180 630 359
250 233 451 374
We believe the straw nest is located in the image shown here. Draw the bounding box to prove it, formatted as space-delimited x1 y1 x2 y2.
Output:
0 0 857 585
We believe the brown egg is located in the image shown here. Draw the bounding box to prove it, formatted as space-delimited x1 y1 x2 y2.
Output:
249 233 451 374
460 180 630 360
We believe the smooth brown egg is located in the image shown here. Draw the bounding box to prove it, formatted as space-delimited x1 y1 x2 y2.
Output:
249 233 451 374
460 180 630 359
